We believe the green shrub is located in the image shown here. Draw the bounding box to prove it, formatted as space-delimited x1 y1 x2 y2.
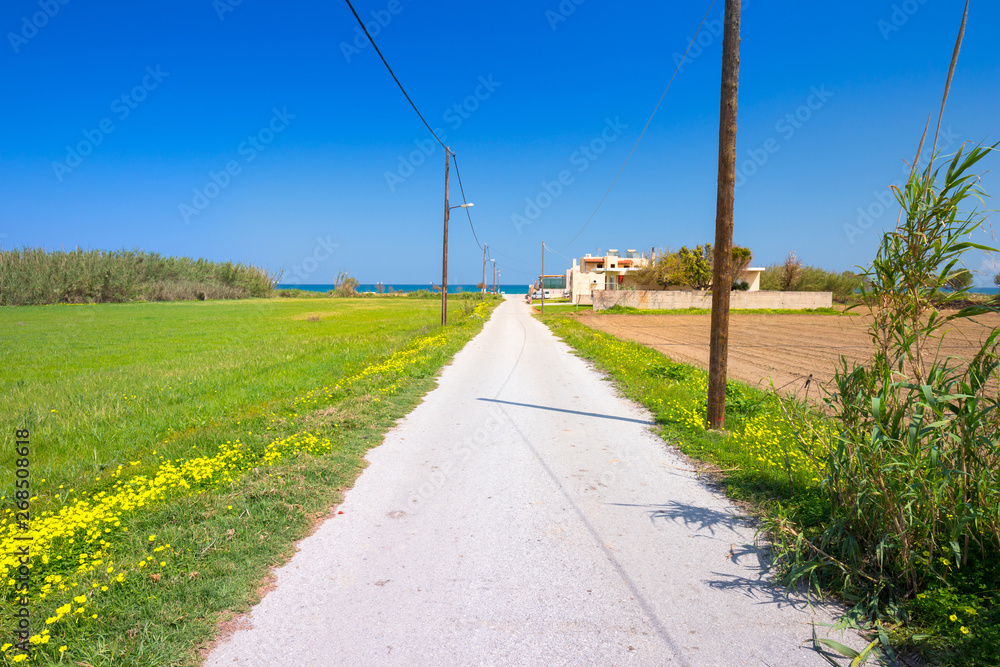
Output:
332 269 360 297
760 262 861 301
636 244 751 290
768 142 999 647
0 248 277 305
946 267 973 290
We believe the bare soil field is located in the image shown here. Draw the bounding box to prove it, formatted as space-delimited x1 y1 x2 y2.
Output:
576 311 1000 400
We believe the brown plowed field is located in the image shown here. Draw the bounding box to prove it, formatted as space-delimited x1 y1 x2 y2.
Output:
576 311 1000 399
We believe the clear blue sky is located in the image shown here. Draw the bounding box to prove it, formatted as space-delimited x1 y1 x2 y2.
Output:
2 0 998 286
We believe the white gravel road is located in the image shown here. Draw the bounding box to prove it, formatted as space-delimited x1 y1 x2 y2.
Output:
205 297 863 666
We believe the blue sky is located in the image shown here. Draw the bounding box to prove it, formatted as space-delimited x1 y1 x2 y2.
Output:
1 0 998 286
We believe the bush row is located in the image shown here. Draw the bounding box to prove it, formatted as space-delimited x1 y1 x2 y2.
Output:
0 248 277 305
759 264 862 300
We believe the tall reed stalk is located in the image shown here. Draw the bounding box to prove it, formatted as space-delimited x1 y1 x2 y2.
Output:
767 0 1000 615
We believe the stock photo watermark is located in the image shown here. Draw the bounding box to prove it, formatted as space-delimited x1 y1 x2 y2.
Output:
178 107 295 224
214 0 244 21
340 0 411 63
282 236 341 284
735 85 833 189
843 126 961 244
7 0 71 53
878 0 931 40
510 116 629 233
51 65 170 182
10 428 32 657
384 74 502 191
545 0 586 31
405 405 506 515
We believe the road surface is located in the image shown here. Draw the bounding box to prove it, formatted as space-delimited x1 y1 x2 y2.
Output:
206 297 862 666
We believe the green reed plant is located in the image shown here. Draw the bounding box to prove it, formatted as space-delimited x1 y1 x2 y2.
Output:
766 69 999 630
761 152 999 665
764 17 1000 665
0 248 277 305
824 140 998 591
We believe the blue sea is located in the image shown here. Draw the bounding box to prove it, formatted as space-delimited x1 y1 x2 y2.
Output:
276 283 530 295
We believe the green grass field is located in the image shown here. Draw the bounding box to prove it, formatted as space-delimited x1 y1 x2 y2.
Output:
1 296 497 665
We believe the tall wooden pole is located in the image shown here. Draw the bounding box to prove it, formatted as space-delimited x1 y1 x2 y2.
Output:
481 244 487 297
441 147 450 326
540 241 545 314
707 0 742 430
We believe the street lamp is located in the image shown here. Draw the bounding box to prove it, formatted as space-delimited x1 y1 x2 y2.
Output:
481 243 488 296
441 142 475 326
490 259 496 294
442 200 473 325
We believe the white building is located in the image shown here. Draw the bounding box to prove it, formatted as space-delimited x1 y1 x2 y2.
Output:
566 248 764 305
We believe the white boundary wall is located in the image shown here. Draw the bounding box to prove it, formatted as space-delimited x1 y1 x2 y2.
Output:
594 290 833 311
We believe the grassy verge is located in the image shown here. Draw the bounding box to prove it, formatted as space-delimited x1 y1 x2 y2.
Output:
540 313 998 666
533 304 593 312
1 296 499 665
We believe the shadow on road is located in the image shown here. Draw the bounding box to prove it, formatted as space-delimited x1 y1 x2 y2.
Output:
610 500 749 534
477 398 656 426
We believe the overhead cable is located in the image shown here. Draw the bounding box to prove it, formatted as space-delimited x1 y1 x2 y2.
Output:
559 0 719 251
451 154 483 250
343 0 448 149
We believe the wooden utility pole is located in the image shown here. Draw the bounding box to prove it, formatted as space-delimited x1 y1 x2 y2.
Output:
481 244 487 298
441 147 450 326
706 0 742 430
540 242 545 314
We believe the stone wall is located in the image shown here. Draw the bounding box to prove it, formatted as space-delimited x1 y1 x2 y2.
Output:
593 290 833 311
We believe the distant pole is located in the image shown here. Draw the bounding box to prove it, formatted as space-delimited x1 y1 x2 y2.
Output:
441 146 450 326
481 244 487 298
707 0 742 430
540 241 545 314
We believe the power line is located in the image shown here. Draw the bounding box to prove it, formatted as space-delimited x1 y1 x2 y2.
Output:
451 154 483 250
343 0 447 149
543 242 573 263
481 248 534 281
484 244 538 271
493 265 536 279
559 0 718 252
